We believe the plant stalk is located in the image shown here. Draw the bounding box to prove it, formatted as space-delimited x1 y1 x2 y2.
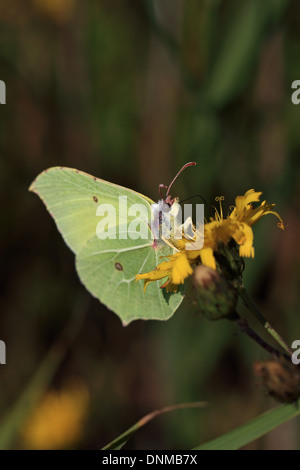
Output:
237 283 292 356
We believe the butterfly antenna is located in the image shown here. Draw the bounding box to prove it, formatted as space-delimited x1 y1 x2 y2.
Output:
166 162 196 196
181 194 210 212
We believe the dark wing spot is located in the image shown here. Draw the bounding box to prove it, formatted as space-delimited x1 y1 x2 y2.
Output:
75 169 79 174
93 176 97 181
93 195 98 203
115 262 123 271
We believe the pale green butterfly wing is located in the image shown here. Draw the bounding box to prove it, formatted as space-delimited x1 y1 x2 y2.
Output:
29 167 184 325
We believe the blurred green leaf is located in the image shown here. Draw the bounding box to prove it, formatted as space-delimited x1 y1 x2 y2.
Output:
207 0 288 108
268 0 289 23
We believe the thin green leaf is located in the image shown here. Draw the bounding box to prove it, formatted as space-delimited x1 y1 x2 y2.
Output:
102 402 207 450
195 400 300 450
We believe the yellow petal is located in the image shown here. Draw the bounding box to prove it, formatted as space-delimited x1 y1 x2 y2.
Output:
135 267 170 292
243 189 262 205
233 223 254 258
171 253 193 284
157 259 174 271
186 249 201 262
239 244 254 258
199 247 216 270
231 189 262 222
135 270 166 281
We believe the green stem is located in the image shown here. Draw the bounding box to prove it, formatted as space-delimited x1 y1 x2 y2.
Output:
237 283 292 356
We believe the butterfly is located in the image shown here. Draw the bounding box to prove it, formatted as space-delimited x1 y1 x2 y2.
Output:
29 163 195 325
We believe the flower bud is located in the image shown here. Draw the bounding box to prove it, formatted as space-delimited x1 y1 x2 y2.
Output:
215 240 245 280
253 356 300 403
192 265 238 321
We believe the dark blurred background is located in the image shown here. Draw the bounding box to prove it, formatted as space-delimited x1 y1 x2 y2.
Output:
0 0 300 450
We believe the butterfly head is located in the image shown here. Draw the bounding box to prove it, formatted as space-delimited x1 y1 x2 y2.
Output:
151 162 196 242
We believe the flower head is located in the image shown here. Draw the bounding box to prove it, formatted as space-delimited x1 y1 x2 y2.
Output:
199 189 284 267
135 189 284 292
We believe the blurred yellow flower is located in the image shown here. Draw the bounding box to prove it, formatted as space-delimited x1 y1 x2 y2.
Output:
21 382 89 450
32 0 76 22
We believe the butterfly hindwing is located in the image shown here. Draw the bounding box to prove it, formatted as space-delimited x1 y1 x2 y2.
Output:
77 236 182 324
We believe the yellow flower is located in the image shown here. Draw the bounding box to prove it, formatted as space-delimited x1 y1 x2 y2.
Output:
21 382 89 450
136 189 284 291
198 190 284 268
